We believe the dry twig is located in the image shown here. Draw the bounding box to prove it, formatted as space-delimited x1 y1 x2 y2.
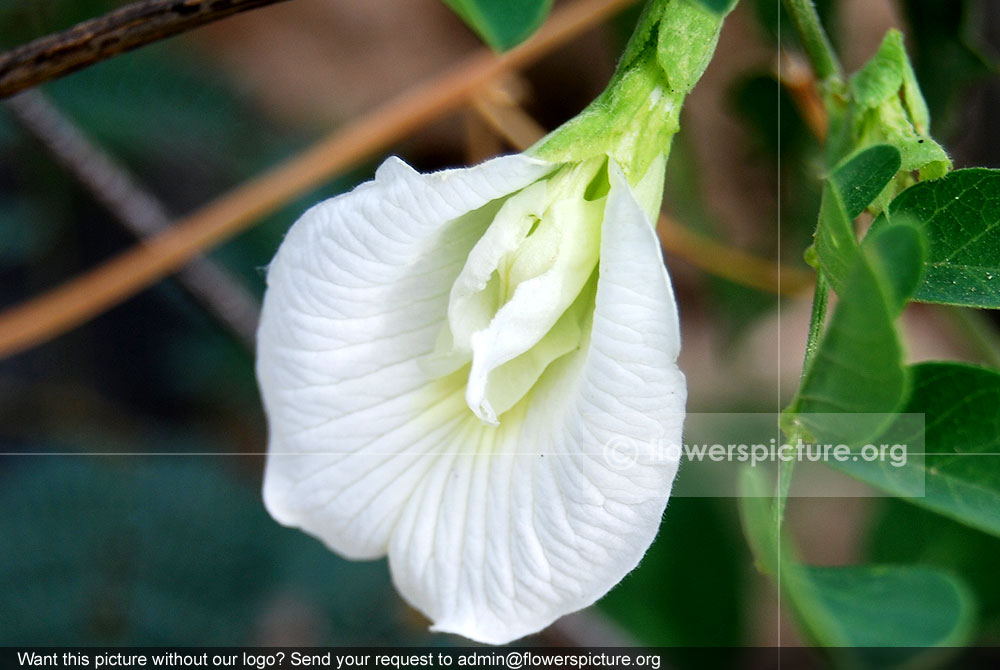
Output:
4 90 261 349
0 0 638 359
779 51 828 143
0 0 293 97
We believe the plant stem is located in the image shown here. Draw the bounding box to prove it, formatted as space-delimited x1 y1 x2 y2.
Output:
801 269 831 377
0 0 294 98
775 269 830 524
773 0 839 565
775 458 795 526
781 0 842 84
0 0 637 360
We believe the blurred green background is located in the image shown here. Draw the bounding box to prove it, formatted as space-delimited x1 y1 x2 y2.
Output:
1 0 998 657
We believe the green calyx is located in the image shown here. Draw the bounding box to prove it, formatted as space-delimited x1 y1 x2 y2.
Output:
529 0 734 185
827 29 951 212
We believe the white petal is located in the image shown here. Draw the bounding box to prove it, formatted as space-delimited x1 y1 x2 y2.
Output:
258 153 552 558
446 180 549 352
464 191 604 424
455 159 606 423
630 153 667 223
258 155 685 645
388 161 685 643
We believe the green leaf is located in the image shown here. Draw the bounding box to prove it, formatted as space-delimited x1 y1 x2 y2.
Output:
738 469 974 652
836 362 1000 537
830 145 902 221
800 565 974 648
815 145 901 293
827 29 951 207
813 185 856 293
880 168 1000 308
870 498 1000 629
789 224 925 445
441 0 552 50
864 220 927 310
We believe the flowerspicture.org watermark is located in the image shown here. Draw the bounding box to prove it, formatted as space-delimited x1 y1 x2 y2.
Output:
603 436 909 471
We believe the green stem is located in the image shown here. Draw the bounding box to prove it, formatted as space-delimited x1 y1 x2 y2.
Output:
775 458 795 526
775 270 830 525
531 0 733 182
773 0 840 581
781 0 843 84
801 270 831 377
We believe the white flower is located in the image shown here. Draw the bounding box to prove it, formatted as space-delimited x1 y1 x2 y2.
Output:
256 150 686 644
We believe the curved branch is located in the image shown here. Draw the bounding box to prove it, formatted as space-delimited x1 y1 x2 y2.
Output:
0 0 637 359
5 90 261 349
0 0 292 97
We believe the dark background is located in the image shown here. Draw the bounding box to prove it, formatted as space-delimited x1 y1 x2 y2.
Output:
0 0 997 655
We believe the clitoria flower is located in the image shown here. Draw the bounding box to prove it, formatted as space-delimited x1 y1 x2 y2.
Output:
256 0 734 644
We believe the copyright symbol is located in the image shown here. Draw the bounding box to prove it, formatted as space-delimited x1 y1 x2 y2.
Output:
603 436 638 471
505 651 523 669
